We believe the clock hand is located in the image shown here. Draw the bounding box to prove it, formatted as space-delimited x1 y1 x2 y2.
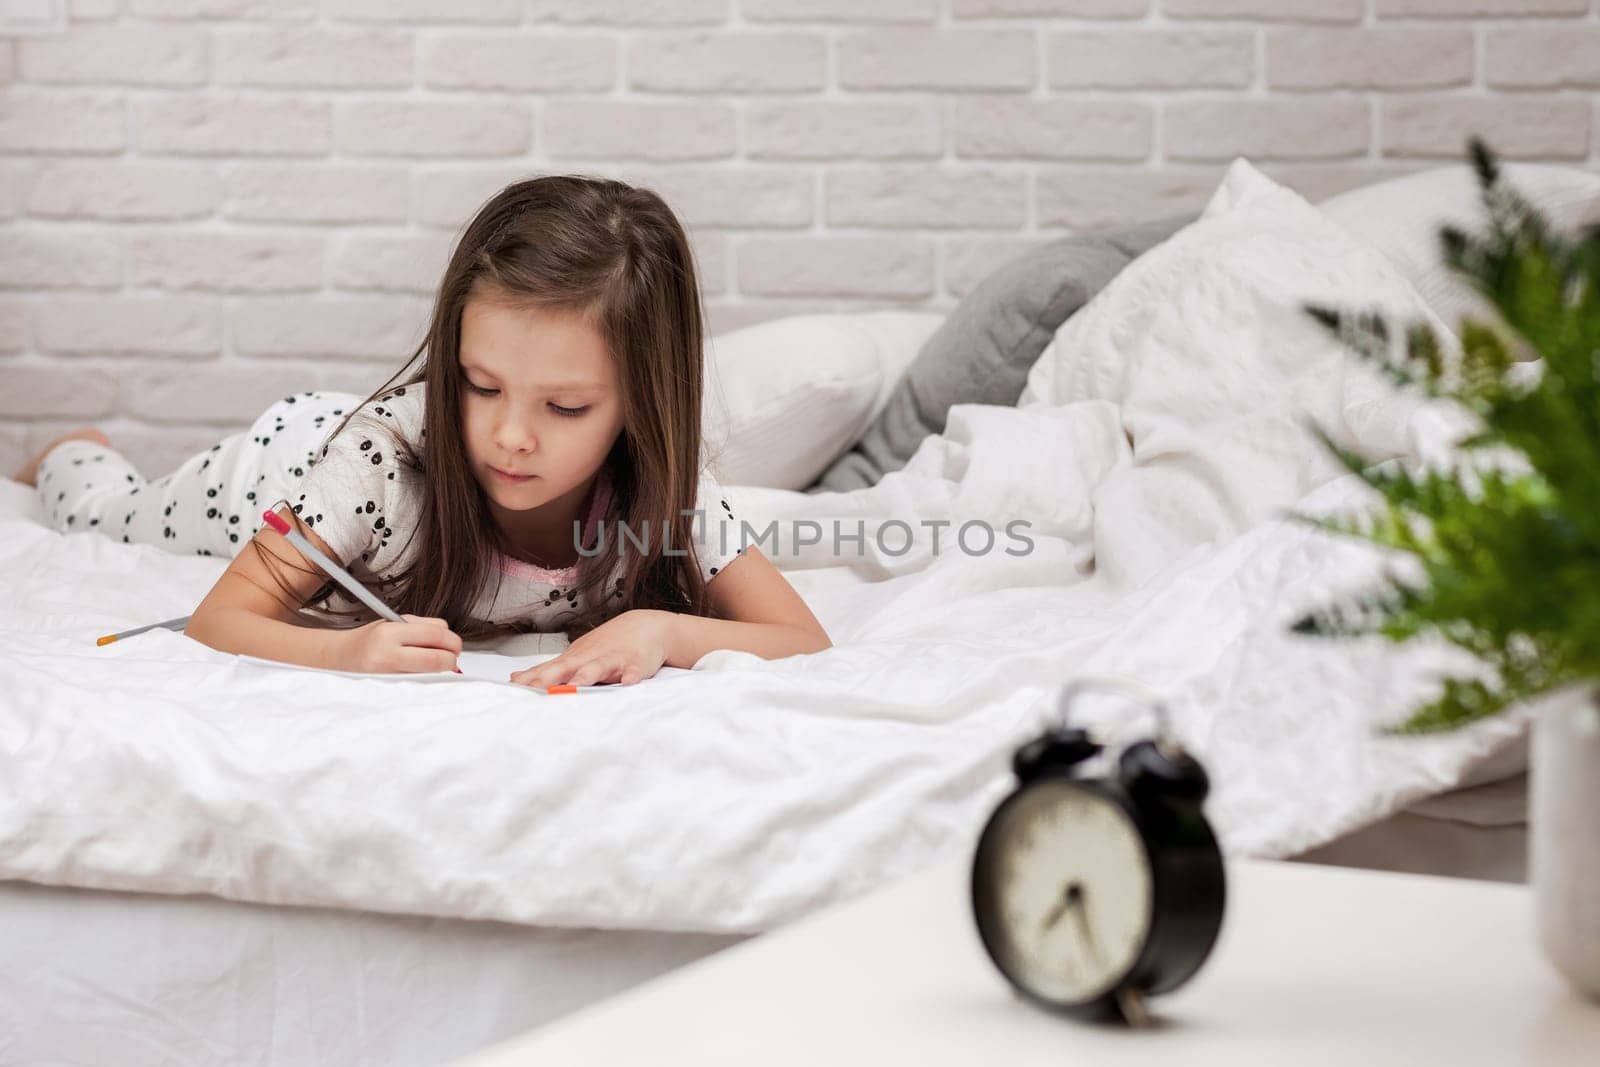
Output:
1039 881 1080 932
1066 886 1104 968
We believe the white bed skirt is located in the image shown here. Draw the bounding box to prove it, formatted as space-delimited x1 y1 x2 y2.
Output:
0 881 745 1066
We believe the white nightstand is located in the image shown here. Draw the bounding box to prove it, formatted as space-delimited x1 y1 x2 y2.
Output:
459 858 1600 1066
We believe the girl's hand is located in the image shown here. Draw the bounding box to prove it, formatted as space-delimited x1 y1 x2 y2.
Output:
510 609 674 689
336 613 462 674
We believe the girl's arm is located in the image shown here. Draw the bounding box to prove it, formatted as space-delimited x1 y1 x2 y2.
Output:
508 545 830 689
187 504 461 674
662 544 831 666
186 504 357 668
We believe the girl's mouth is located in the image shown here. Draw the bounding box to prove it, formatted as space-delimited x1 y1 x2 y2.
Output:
492 467 535 483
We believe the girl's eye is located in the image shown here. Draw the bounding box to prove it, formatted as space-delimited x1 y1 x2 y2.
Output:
461 378 585 416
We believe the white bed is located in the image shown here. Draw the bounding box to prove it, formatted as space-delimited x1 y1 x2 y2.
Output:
1295 755 1530 884
0 160 1560 1062
0 881 743 1064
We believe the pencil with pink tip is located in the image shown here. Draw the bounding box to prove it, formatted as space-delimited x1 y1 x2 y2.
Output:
260 509 462 673
262 509 404 624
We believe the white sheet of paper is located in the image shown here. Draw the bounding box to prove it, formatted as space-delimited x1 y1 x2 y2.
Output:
233 649 696 691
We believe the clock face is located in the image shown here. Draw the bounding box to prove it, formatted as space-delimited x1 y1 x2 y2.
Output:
975 779 1154 1005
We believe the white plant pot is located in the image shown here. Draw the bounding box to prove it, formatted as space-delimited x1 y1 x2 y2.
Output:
1531 683 1600 1002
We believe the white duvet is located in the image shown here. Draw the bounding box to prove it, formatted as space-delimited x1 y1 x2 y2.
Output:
0 161 1528 935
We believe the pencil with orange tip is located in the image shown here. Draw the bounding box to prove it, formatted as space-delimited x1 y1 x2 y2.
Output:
97 615 193 646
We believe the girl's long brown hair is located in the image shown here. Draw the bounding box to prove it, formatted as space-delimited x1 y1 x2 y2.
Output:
251 175 712 640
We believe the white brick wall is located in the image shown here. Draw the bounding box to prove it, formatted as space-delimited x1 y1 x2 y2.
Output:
2 0 1598 477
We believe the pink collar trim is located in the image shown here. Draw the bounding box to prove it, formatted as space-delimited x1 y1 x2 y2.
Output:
493 473 613 585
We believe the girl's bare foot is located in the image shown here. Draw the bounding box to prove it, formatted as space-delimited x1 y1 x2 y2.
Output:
11 428 113 487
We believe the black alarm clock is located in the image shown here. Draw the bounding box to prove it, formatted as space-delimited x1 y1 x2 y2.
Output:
970 677 1226 1026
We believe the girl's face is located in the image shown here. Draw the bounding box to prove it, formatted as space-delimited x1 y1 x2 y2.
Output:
457 294 625 531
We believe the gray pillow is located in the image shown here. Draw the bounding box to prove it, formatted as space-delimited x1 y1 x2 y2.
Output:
808 215 1194 494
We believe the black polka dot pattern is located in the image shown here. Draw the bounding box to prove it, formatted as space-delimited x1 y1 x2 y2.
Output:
30 391 746 636
30 390 375 566
702 491 741 585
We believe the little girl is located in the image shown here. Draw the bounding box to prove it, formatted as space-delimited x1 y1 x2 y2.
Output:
16 176 831 687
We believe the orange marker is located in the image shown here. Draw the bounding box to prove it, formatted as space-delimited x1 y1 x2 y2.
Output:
547 684 578 695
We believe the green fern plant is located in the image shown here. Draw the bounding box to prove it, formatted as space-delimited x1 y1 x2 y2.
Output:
1290 139 1600 735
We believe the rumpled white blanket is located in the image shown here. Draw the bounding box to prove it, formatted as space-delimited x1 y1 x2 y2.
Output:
0 160 1527 935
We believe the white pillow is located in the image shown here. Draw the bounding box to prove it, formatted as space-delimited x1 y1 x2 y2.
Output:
1017 159 1454 589
0 475 43 522
702 311 944 490
1317 164 1600 342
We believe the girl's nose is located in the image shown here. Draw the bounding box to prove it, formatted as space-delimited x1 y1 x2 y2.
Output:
494 422 537 453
